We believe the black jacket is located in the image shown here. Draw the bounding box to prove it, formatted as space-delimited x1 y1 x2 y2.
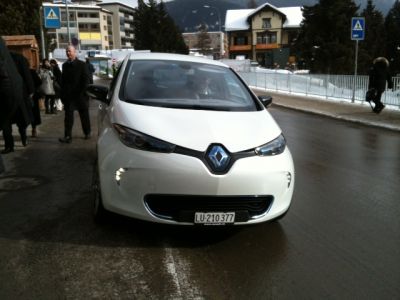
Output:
61 58 89 110
10 52 34 126
368 57 393 92
0 37 23 130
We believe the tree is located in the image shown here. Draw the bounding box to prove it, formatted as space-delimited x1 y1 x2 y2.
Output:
195 23 212 55
0 0 44 58
247 0 258 9
294 0 359 74
358 0 386 74
384 0 400 75
0 0 41 37
133 0 188 54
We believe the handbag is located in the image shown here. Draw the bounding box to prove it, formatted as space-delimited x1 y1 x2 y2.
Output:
365 88 377 102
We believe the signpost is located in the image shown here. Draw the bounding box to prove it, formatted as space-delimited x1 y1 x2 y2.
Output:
43 6 61 29
351 17 365 102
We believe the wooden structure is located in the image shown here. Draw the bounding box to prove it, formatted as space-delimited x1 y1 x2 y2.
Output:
2 35 40 70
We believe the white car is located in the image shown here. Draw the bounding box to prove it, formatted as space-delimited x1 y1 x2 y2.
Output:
88 52 294 225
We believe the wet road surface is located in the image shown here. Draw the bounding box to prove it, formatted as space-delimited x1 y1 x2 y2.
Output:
0 102 399 299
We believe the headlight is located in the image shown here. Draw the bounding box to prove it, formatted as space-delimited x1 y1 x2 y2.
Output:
255 134 286 156
113 124 176 153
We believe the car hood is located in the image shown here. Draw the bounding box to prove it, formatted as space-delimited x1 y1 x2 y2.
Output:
111 102 282 152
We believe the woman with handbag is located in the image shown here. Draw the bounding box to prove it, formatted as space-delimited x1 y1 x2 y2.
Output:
50 59 62 112
38 59 56 114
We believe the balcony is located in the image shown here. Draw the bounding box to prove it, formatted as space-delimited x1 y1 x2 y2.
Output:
229 45 251 51
256 43 279 50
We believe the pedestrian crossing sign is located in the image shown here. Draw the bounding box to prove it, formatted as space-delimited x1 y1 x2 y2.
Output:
351 17 365 40
44 6 61 29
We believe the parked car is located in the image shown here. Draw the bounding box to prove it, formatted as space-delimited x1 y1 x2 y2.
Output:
88 52 295 225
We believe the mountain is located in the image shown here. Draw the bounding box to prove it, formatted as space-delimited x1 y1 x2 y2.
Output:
164 0 395 33
164 0 243 32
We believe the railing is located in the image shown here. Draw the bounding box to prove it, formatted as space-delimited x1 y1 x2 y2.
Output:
238 69 400 108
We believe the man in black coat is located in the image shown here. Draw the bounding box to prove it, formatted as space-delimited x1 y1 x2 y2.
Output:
0 37 25 155
368 57 393 114
59 45 91 143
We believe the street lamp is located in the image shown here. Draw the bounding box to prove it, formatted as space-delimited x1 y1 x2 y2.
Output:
203 5 224 58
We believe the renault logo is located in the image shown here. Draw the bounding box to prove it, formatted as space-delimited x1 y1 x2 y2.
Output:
205 144 231 173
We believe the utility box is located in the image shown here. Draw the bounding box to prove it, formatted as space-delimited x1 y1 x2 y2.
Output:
2 35 40 70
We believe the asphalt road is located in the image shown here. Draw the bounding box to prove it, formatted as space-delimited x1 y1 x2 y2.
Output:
0 100 399 299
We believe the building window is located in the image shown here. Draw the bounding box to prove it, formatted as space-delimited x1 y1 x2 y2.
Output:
257 32 277 44
262 18 271 29
78 23 100 32
61 11 76 21
234 36 248 45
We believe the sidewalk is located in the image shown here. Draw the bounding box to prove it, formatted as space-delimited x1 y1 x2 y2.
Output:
254 89 400 132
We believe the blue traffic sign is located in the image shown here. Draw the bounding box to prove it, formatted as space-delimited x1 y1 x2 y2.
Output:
351 17 365 40
44 6 61 29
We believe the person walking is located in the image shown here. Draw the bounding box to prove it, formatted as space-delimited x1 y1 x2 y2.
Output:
1 52 34 152
367 57 393 114
85 58 95 84
30 68 42 137
0 37 24 155
50 59 62 113
38 58 56 114
59 45 91 143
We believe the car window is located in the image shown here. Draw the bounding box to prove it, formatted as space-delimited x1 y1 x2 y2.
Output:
120 60 260 111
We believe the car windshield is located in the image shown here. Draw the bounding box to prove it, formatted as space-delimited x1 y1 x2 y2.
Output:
120 60 260 111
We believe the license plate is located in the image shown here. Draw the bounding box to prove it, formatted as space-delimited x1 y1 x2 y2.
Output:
194 212 235 225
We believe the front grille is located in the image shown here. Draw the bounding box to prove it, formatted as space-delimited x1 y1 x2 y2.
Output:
144 195 274 223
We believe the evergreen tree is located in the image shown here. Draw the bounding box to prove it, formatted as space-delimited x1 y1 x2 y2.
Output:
247 0 258 9
195 23 212 55
0 0 41 37
358 0 386 74
294 0 359 74
384 0 400 75
133 0 188 54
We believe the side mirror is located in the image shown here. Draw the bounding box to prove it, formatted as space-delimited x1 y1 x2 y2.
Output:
87 84 109 104
258 95 273 107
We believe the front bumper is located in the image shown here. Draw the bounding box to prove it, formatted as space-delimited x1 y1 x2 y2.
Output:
97 131 295 225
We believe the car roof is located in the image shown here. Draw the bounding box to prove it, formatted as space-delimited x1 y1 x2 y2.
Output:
127 52 229 68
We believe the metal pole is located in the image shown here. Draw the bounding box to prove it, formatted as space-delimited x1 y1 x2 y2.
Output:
65 0 71 44
352 40 359 103
40 6 46 59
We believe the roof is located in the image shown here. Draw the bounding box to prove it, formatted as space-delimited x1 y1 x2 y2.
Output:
98 0 137 9
42 2 111 12
280 7 303 28
225 9 254 31
225 3 303 32
2 35 39 48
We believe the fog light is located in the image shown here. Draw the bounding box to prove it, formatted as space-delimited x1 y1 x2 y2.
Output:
286 172 292 188
115 168 127 186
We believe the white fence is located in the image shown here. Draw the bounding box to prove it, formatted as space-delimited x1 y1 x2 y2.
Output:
238 69 400 108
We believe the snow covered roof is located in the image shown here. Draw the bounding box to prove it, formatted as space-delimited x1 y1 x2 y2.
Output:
225 9 254 31
280 7 303 28
225 3 303 32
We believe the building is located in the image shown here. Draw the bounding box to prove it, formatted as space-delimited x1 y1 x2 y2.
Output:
97 1 135 49
43 0 136 53
43 2 113 51
225 3 302 67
